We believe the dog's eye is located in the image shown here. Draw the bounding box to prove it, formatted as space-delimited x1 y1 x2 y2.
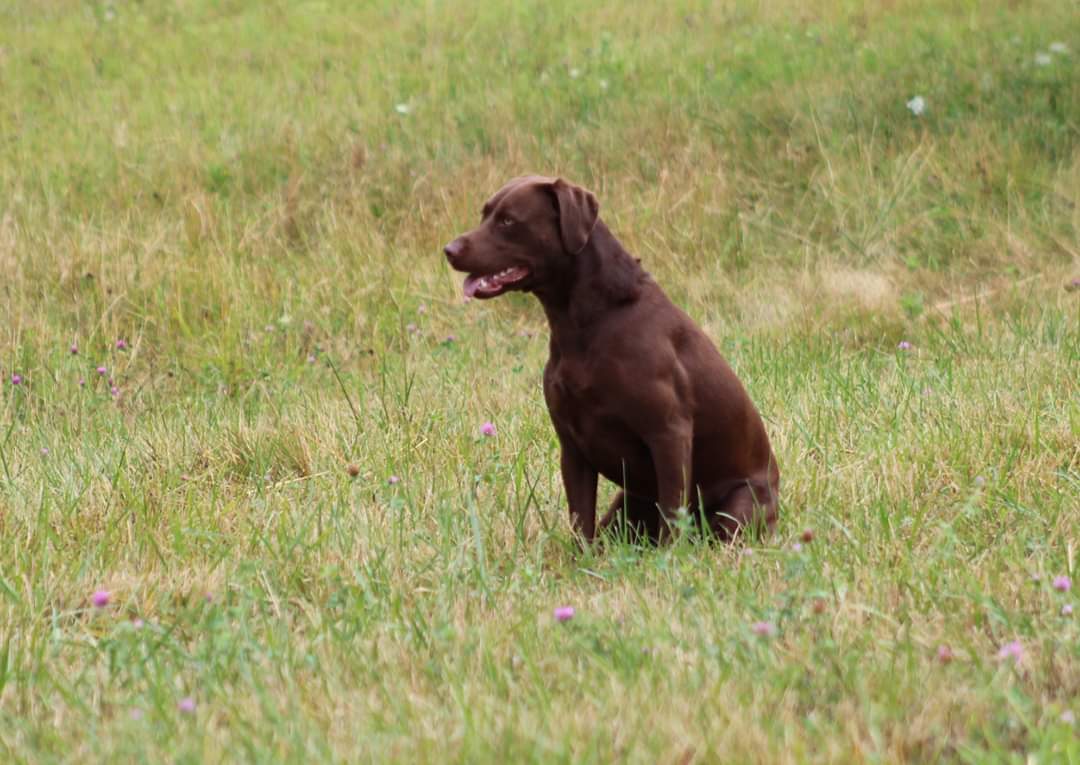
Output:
497 216 514 228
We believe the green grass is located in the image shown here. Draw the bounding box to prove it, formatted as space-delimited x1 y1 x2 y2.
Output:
1 0 1079 761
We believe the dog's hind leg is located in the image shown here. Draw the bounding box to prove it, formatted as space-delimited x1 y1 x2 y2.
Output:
598 490 665 543
706 482 777 541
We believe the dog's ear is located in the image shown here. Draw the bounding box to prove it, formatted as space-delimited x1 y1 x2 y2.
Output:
551 178 599 254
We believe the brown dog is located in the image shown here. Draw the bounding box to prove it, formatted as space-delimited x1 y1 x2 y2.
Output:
444 176 779 542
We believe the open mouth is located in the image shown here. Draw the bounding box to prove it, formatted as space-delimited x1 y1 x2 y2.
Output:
462 266 530 299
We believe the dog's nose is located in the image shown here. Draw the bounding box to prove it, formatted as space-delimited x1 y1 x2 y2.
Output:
443 238 464 261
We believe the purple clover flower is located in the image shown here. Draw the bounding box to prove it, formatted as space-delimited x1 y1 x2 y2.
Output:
553 606 575 623
997 640 1024 663
751 621 777 637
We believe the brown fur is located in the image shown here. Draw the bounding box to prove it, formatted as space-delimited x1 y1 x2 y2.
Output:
445 176 779 543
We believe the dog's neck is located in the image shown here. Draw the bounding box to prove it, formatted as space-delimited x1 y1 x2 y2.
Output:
533 220 647 348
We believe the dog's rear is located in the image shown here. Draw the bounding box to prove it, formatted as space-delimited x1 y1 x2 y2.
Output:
445 176 778 542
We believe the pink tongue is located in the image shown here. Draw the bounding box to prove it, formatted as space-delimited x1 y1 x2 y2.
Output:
463 274 482 298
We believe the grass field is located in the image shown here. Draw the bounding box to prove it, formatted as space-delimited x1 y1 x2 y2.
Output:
2 0 1079 761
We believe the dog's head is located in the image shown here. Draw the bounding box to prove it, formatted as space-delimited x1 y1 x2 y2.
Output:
443 176 599 299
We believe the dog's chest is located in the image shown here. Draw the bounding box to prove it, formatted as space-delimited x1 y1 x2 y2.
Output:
544 356 636 452
545 355 599 406
548 356 600 397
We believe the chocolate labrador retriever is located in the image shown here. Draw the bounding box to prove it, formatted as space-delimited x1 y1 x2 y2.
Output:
444 176 779 543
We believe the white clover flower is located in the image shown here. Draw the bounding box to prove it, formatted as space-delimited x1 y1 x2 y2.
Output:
1035 52 1052 66
569 67 581 79
394 103 411 115
1049 42 1069 55
599 79 609 91
906 95 926 116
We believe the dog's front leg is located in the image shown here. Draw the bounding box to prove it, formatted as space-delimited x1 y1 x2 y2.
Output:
558 438 598 543
646 425 693 540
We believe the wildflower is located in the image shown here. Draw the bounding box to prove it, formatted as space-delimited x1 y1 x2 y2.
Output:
897 340 913 351
1052 575 1071 592
96 366 107 376
130 708 144 721
10 374 22 385
417 304 427 315
997 640 1024 663
406 323 418 335
70 343 79 355
1062 710 1076 724
812 598 828 614
78 378 85 387
1049 42 1069 55
937 645 955 663
480 421 496 437
110 386 120 398
906 96 926 116
751 621 777 637
40 447 49 456
599 79 609 90
569 67 581 79
132 618 145 629
388 475 400 485
1035 52 1052 66
394 103 411 115
444 334 457 343
554 606 575 622
791 542 803 553
115 339 127 350
346 464 360 478
92 590 111 608
1061 604 1073 616
177 697 196 714
306 355 316 364
801 529 814 543
974 476 985 487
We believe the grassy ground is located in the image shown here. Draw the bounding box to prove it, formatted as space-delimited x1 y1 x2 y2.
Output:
1 0 1079 761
